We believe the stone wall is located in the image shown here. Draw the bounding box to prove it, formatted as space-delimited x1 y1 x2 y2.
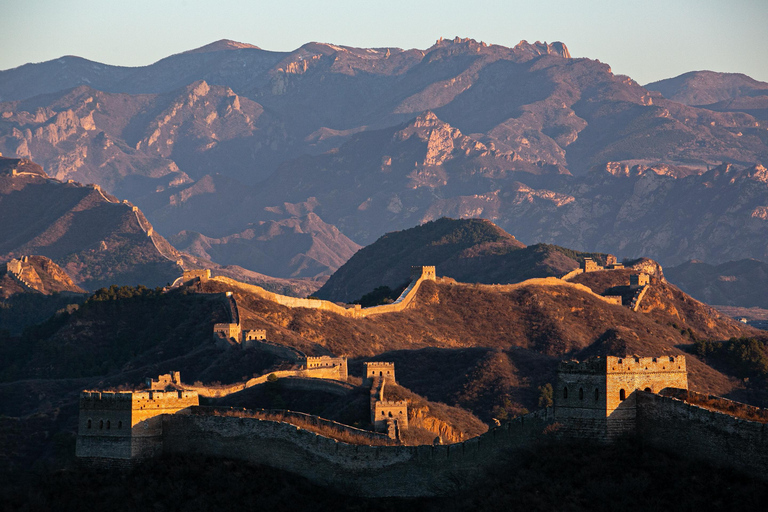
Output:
374 401 409 431
246 339 305 360
76 389 198 461
213 323 241 341
637 392 768 478
365 362 396 384
305 356 348 380
555 356 687 439
277 377 355 396
560 268 583 281
186 367 348 398
161 408 554 497
207 268 435 318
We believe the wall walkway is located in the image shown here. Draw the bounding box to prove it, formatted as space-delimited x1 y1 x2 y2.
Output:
208 273 436 318
185 371 352 398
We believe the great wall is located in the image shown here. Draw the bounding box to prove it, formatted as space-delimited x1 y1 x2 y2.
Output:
74 261 768 496
76 354 768 496
179 259 651 321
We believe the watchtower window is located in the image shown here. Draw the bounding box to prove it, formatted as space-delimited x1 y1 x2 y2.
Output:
99 420 104 429
563 387 568 399
594 389 599 401
118 421 122 429
379 371 383 376
579 388 584 400
87 419 92 429
106 420 111 430
619 389 626 401
178 390 183 398
389 412 393 417
381 411 385 416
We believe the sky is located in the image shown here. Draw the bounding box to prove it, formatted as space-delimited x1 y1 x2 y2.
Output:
3 0 767 85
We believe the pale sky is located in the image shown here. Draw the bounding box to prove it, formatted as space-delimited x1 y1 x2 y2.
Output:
3 0 767 85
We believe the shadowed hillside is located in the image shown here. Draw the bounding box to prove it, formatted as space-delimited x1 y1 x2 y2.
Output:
0 157 181 289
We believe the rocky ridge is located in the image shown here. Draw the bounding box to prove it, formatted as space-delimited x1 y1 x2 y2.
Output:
2 37 767 277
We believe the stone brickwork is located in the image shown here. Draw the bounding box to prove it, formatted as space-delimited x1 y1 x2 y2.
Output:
305 356 348 380
146 372 181 390
213 322 241 342
366 362 406 438
76 358 768 496
630 273 649 287
161 408 553 497
243 329 267 341
637 392 768 480
411 265 436 281
203 266 436 319
183 269 211 282
555 355 687 439
582 258 600 272
364 362 396 385
76 385 198 462
374 400 409 432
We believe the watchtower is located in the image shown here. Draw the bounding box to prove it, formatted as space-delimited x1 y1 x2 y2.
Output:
364 362 396 385
146 372 181 390
213 323 241 342
582 258 599 273
76 378 198 464
373 400 409 431
630 273 649 288
411 266 436 281
555 355 687 439
304 355 349 380
183 269 211 282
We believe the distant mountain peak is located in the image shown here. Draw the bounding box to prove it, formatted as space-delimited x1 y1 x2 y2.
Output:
182 39 261 54
515 40 571 58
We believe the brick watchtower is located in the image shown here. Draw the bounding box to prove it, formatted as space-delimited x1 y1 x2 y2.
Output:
555 355 687 439
76 376 198 465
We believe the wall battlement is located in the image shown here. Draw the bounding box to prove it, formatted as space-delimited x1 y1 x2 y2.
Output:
183 269 211 282
558 355 686 375
76 360 768 496
304 356 348 380
365 362 396 384
606 355 685 374
411 266 436 281
555 355 688 439
200 266 436 319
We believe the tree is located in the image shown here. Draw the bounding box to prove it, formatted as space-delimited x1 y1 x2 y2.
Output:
538 383 554 408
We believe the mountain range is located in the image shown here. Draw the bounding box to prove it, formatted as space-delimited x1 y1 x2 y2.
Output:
1 38 767 282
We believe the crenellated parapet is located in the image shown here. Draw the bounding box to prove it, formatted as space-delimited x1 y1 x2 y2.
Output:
304 356 348 380
411 265 436 281
555 355 688 439
364 361 396 384
374 400 409 431
76 374 198 463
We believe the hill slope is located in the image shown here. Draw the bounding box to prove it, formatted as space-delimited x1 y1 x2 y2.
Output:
316 217 609 303
1 38 767 272
0 156 181 289
646 71 768 106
